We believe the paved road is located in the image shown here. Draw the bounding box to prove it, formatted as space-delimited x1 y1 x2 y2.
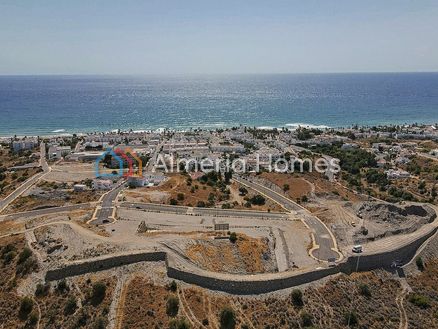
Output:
0 142 50 214
0 203 94 221
90 182 126 225
234 176 340 261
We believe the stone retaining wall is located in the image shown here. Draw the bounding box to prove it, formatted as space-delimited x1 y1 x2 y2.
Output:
45 252 166 281
45 226 438 294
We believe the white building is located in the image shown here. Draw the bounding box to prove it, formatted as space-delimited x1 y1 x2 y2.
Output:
48 145 72 160
12 139 38 152
73 184 87 192
385 169 410 180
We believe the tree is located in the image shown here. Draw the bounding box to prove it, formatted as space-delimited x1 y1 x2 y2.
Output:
219 307 236 329
169 198 178 205
283 184 290 192
166 296 179 317
238 187 248 196
177 193 185 201
229 232 237 243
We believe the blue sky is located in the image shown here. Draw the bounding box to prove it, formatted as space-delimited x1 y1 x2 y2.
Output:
1 0 437 74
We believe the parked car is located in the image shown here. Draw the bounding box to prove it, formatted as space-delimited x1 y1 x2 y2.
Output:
352 245 363 253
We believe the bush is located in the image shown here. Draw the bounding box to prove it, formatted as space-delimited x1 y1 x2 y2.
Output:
300 311 313 327
35 283 50 297
16 256 37 275
28 311 38 326
416 257 425 271
57 279 69 293
166 295 179 317
249 194 265 205
196 201 206 208
344 311 358 326
91 282 106 305
3 250 16 264
219 307 236 329
169 280 178 292
169 317 191 329
177 193 185 201
358 283 371 298
18 247 32 264
169 198 178 205
64 296 77 315
229 232 237 243
408 294 430 309
92 316 106 329
19 296 33 319
291 289 303 307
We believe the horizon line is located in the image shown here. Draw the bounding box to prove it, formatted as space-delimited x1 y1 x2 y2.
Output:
1 70 438 77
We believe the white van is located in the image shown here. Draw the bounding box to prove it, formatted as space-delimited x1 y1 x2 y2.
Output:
352 245 363 253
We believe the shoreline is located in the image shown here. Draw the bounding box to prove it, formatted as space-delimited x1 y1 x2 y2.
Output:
1 120 437 140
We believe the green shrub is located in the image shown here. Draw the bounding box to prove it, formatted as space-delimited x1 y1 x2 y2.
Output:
57 279 69 293
344 311 358 326
166 295 179 317
358 283 371 298
18 247 32 264
3 251 16 264
219 307 236 329
28 311 38 326
64 296 77 315
416 257 425 271
19 296 33 320
91 282 106 305
229 232 237 243
169 280 178 292
169 317 191 329
92 316 106 329
409 294 430 309
300 311 313 327
291 289 304 307
35 283 50 297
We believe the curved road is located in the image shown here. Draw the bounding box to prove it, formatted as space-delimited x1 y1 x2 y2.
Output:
234 176 340 261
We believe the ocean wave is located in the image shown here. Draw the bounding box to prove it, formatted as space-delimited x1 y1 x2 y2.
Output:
51 129 65 133
285 123 330 129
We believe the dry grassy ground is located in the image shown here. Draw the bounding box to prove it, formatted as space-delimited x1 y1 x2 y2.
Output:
260 172 313 200
4 180 101 213
406 260 438 328
0 147 42 198
119 270 407 329
185 234 275 274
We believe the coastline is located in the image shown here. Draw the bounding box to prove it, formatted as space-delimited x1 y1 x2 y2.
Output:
1 120 437 140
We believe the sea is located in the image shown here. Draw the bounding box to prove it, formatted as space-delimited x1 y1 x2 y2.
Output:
0 73 438 137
